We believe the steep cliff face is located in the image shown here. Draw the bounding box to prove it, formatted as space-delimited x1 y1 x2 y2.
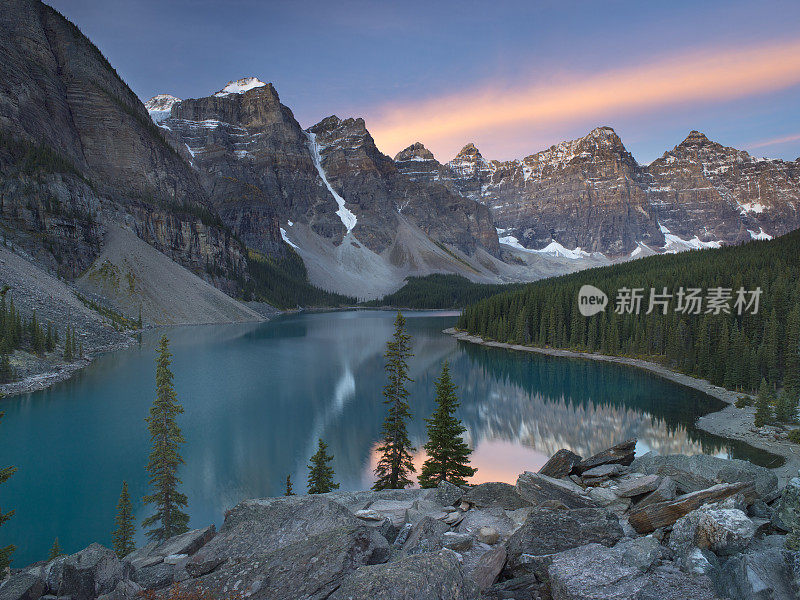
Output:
0 0 246 289
396 128 800 256
156 85 499 267
309 116 499 256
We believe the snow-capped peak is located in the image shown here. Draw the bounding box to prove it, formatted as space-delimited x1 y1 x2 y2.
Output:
214 77 267 97
144 94 181 122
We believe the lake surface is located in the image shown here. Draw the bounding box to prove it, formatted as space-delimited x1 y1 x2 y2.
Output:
0 310 779 565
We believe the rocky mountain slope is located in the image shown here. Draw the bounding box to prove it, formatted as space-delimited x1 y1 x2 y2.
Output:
395 129 800 255
151 80 528 298
5 441 797 600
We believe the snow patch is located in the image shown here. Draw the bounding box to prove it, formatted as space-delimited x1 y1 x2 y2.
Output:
659 223 722 252
306 131 358 234
498 233 591 259
748 228 773 240
144 94 181 122
214 77 267 97
280 228 298 249
739 202 766 214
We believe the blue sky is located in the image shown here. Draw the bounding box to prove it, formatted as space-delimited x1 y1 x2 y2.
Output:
47 0 800 164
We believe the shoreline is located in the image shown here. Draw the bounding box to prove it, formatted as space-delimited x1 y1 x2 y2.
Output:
444 327 800 485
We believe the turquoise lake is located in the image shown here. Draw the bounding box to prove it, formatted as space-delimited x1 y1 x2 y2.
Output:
0 310 779 565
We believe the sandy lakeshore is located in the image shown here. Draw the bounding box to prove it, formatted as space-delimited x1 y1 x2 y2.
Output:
445 327 800 485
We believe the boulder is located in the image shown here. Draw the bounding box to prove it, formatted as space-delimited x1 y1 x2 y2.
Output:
483 575 543 600
188 495 361 572
402 516 450 556
506 508 624 571
354 509 383 521
456 507 516 540
516 472 596 509
631 452 778 502
442 532 473 552
463 482 531 511
95 580 143 600
154 526 215 558
587 488 631 516
130 562 174 590
615 474 662 498
329 550 479 600
363 499 415 528
697 508 756 556
771 476 800 532
436 481 464 507
548 539 720 600
635 476 677 509
573 439 636 474
628 482 754 534
713 548 800 600
476 526 500 545
538 449 583 479
0 573 45 600
59 544 130 600
193 525 389 600
580 463 630 484
469 546 507 591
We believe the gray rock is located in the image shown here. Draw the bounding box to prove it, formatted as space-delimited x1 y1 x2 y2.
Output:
436 481 464 507
574 439 636 474
363 499 415 528
59 544 130 600
193 525 389 600
516 472 596 509
330 550 479 600
538 449 583 479
587 487 631 516
376 518 400 545
95 580 143 600
580 463 630 483
402 516 450 556
469 546 506 590
0 573 45 600
548 539 719 600
130 562 174 590
713 548 800 600
635 476 677 509
456 507 515 540
771 476 800 532
464 482 531 511
442 532 473 552
506 508 624 570
188 495 360 572
476 526 500 545
154 526 215 558
615 474 662 498
482 574 543 600
631 452 778 502
697 508 756 556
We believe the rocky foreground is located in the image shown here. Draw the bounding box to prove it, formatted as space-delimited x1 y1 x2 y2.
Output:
5 440 800 600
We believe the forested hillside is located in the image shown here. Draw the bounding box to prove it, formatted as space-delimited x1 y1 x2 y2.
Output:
364 274 524 309
458 231 800 397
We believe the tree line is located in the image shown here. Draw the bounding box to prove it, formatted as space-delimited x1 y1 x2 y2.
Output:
0 292 84 384
458 230 800 425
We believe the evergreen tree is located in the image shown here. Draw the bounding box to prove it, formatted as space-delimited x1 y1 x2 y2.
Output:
373 313 416 490
63 327 72 360
0 412 15 574
285 475 294 496
776 389 798 424
754 378 774 427
142 336 189 542
48 537 62 560
112 481 136 558
0 351 13 384
307 439 338 494
418 361 476 488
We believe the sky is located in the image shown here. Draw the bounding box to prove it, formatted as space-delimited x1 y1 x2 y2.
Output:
46 0 800 164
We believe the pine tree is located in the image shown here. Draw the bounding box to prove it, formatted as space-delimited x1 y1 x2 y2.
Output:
285 475 294 496
754 378 774 427
142 336 189 542
776 389 798 424
63 327 72 360
48 537 62 560
0 352 13 384
0 412 15 574
418 361 476 488
307 439 338 494
373 312 416 490
112 481 136 558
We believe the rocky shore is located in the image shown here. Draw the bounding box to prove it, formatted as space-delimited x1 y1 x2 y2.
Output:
3 440 799 600
445 328 800 486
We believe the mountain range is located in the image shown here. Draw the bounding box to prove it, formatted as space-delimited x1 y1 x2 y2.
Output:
1 0 799 333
